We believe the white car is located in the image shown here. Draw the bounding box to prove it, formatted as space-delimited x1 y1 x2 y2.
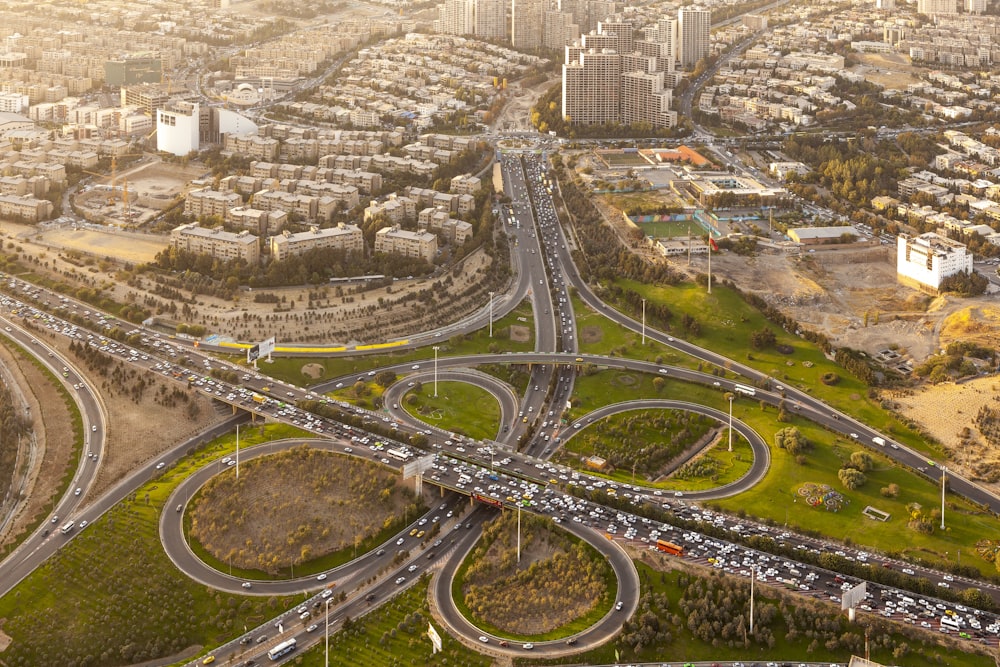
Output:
317 573 327 581
156 462 166 470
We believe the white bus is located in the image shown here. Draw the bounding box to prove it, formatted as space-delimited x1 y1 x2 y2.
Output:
386 448 411 461
941 615 961 631
267 638 297 661
60 520 75 534
734 384 756 397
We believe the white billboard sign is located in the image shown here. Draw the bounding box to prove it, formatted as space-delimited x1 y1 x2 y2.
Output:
427 622 442 654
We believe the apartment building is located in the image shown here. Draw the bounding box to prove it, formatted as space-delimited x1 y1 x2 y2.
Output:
374 224 438 263
227 206 287 236
678 7 711 69
0 194 52 222
170 223 260 265
185 188 243 219
269 223 365 261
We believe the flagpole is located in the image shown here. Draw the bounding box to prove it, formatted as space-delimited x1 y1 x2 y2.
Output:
687 225 691 265
708 236 712 295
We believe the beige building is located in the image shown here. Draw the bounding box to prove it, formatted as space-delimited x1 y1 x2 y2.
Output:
449 173 482 195
185 188 243 219
227 206 287 236
170 223 260 264
269 223 364 261
374 225 437 263
0 194 52 222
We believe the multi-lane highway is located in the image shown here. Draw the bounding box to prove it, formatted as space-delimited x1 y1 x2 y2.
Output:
0 138 998 666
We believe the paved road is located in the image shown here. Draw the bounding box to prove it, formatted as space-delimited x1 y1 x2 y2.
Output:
431 505 639 658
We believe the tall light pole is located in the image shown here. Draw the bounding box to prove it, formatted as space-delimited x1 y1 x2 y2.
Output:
432 346 440 398
940 466 947 530
641 298 646 346
749 564 755 634
324 597 333 667
488 291 495 338
235 423 240 479
726 392 734 452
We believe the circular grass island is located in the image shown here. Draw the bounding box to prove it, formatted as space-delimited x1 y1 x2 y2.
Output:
454 512 616 639
402 380 501 441
187 445 422 578
555 407 753 491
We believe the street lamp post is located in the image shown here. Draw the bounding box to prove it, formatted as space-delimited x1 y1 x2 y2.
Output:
940 466 947 530
325 598 333 667
641 298 646 346
488 291 495 338
727 392 734 452
432 346 440 398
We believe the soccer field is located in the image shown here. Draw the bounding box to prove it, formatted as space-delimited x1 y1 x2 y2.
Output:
641 220 694 238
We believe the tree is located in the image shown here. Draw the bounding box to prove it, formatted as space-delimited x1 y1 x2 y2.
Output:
374 370 397 388
849 451 873 472
838 467 867 490
749 327 776 350
774 427 809 455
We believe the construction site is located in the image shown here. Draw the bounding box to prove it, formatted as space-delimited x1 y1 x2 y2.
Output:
72 156 207 228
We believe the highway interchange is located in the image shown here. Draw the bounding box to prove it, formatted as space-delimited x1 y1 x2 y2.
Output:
0 145 999 666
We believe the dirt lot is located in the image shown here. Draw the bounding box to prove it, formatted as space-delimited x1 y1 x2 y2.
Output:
698 247 981 363
892 376 1000 491
855 53 923 90
25 323 224 501
34 228 166 264
0 339 73 554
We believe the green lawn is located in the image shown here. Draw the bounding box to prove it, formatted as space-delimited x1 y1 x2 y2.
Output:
572 293 689 367
607 278 939 459
290 576 492 667
248 299 538 387
567 370 1000 576
401 380 501 441
521 561 993 667
0 424 305 667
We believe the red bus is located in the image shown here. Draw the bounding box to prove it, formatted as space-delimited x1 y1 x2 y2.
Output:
656 540 683 556
472 493 503 509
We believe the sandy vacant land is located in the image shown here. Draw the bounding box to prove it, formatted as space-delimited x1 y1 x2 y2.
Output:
893 376 1000 492
703 248 982 363
856 53 922 90
0 339 73 554
36 228 167 264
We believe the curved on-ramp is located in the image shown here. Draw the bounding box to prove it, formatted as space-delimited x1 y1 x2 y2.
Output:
430 505 639 659
561 399 771 500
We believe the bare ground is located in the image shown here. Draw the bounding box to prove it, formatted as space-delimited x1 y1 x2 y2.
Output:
0 339 73 554
0 219 499 345
24 323 224 501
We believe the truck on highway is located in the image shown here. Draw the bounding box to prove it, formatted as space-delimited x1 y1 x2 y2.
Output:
60 520 75 534
251 393 266 404
872 436 886 447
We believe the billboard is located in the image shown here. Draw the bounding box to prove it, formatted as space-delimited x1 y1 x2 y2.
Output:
402 454 435 479
841 581 867 611
427 622 442 654
247 336 276 363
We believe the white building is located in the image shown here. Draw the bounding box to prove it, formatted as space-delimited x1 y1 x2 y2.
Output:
896 232 973 292
157 101 200 157
0 93 28 114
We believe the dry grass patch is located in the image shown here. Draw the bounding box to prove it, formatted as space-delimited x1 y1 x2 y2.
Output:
189 446 416 573
460 512 609 635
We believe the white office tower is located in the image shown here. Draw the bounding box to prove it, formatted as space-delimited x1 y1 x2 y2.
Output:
438 0 474 35
562 48 621 125
512 0 546 49
157 101 200 156
678 7 710 68
916 0 957 15
966 0 986 13
896 232 973 292
474 0 507 39
876 0 895 10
